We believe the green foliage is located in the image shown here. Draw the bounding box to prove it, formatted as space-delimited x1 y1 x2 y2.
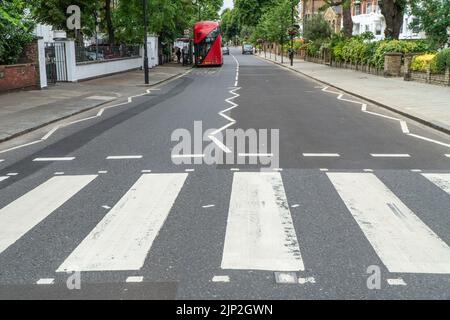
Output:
410 0 450 49
220 8 240 42
435 48 450 73
302 14 331 42
0 0 35 65
411 53 438 73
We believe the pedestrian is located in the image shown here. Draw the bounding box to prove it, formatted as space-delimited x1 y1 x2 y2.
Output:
181 48 186 66
176 48 181 64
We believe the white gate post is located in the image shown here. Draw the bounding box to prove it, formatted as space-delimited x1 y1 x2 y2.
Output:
37 37 48 88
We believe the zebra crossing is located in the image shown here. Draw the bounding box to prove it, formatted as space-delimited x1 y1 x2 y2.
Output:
0 170 449 281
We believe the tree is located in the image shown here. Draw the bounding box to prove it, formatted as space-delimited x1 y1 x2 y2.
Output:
410 0 450 48
104 0 114 44
234 0 275 27
0 0 35 65
303 14 332 41
322 0 353 38
220 8 240 43
378 0 408 39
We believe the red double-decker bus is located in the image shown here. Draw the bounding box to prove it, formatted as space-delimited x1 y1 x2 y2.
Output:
194 21 223 67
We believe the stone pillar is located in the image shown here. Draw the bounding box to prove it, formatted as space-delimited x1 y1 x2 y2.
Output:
37 37 47 88
403 53 414 81
384 52 403 77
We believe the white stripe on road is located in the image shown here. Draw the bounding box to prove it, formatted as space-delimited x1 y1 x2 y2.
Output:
106 155 143 160
302 153 340 157
33 157 75 161
327 173 450 274
0 159 4 163
126 276 144 283
422 173 450 195
57 173 188 272
221 172 304 272
370 154 411 158
36 278 55 285
0 176 9 182
0 175 97 255
446 154 450 158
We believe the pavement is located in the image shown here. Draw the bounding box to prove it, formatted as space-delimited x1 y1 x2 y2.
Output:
0 48 449 300
0 64 191 143
257 51 450 134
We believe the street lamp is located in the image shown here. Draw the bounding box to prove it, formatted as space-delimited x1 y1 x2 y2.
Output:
143 0 149 84
290 0 294 66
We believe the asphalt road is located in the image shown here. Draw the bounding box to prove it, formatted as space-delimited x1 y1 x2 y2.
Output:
0 47 449 300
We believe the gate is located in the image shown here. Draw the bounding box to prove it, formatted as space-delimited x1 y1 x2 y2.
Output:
45 42 68 83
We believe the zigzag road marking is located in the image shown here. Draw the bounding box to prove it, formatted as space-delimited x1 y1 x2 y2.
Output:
322 86 450 149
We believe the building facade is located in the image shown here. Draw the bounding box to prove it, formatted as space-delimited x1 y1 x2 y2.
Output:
351 0 425 40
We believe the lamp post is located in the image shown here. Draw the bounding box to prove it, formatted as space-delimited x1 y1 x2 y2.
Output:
290 0 294 66
143 0 149 84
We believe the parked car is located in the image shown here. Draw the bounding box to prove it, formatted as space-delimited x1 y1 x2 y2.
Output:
242 44 253 55
222 46 230 55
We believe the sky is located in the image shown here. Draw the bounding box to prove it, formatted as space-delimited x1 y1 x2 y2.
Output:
220 0 234 14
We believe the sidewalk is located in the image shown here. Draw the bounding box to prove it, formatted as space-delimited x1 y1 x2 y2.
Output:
258 52 450 134
0 64 190 142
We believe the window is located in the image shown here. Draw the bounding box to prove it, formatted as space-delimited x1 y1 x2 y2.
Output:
354 23 361 34
375 22 382 35
366 1 373 14
412 18 420 34
365 25 370 32
355 4 361 15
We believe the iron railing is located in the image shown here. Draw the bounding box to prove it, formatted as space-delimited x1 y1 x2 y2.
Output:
75 44 141 63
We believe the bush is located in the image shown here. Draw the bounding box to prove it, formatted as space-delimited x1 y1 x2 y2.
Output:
435 48 450 73
370 40 429 69
411 54 438 73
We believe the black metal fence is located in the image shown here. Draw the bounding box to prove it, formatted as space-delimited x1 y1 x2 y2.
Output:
75 44 141 63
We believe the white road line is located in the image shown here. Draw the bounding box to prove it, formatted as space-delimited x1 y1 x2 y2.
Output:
36 278 55 285
33 157 75 162
6 173 18 176
230 168 240 171
422 173 450 195
0 159 4 163
319 168 329 172
102 205 111 210
370 154 411 158
298 277 316 284
303 153 340 157
363 169 374 172
141 170 152 173
185 169 195 172
238 153 273 157
0 69 194 156
445 154 450 158
387 278 407 286
202 204 215 208
57 173 188 272
171 154 205 158
212 275 230 283
0 176 9 182
320 86 450 149
407 134 450 148
327 172 450 274
54 172 65 175
291 204 300 208
126 276 144 283
411 169 422 172
221 172 304 272
0 175 97 255
106 155 143 160
98 171 108 174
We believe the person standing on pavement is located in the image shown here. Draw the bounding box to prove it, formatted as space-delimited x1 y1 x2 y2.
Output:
176 48 181 63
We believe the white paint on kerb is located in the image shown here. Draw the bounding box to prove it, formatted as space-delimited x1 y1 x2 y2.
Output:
221 172 304 272
0 175 97 255
327 172 450 274
57 173 188 272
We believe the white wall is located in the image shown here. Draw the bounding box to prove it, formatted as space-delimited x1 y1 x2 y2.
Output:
34 24 54 43
74 57 142 81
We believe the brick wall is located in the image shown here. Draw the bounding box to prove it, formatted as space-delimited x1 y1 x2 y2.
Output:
0 40 40 93
0 64 38 91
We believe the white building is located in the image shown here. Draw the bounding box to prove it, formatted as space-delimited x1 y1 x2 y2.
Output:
351 0 425 40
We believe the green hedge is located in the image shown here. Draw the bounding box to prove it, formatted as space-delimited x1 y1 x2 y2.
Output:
306 35 432 70
435 48 450 73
